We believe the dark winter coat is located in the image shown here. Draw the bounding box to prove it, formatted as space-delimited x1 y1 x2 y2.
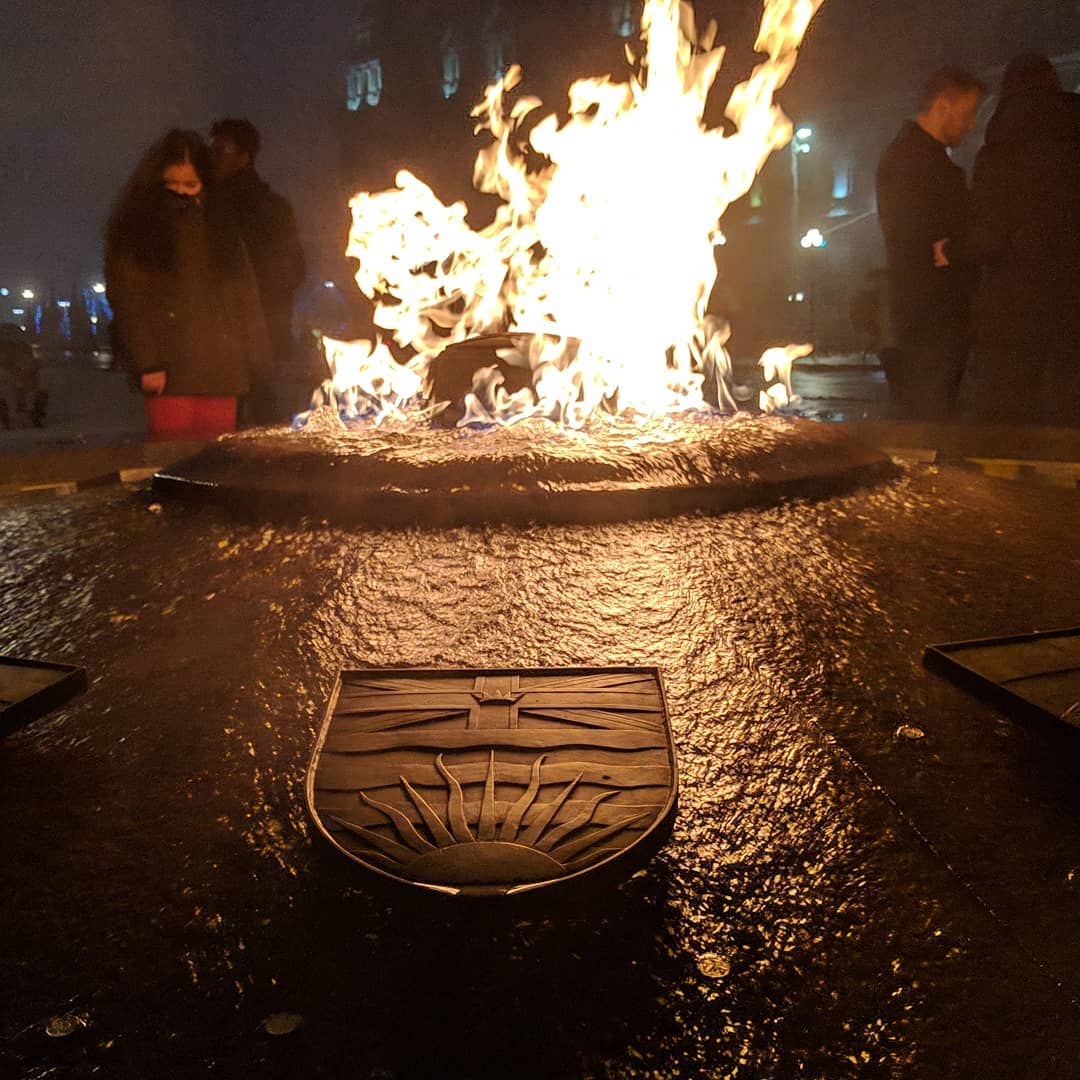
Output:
216 168 305 364
106 194 269 397
876 121 975 344
970 90 1080 350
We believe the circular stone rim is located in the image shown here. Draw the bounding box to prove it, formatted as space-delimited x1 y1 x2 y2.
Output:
151 416 897 527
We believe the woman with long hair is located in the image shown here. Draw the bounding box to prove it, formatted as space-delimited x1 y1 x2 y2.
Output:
105 129 268 439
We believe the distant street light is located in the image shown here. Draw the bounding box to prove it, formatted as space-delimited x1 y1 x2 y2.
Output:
789 125 814 338
0 288 8 297
790 124 812 243
21 289 34 300
798 223 827 347
92 283 106 294
324 281 336 289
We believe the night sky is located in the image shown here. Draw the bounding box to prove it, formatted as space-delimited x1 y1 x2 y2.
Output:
1 0 352 288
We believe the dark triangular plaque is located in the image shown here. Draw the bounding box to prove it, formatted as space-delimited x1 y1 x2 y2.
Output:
306 667 678 898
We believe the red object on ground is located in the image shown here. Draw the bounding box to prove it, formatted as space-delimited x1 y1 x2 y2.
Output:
145 396 237 440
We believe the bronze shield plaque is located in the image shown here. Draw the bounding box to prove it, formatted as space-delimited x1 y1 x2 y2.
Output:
306 667 678 897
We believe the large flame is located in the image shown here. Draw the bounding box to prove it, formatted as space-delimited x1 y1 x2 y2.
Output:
306 0 824 430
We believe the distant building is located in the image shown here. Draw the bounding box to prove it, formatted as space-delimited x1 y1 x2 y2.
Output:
336 1 649 203
332 1 767 196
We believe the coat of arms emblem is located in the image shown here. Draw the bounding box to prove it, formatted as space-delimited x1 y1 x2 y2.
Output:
306 667 677 897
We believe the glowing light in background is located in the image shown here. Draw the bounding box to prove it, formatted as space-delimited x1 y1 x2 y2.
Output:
346 59 383 110
441 39 461 99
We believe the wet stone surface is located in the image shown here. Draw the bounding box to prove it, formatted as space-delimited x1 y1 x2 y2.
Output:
1 463 1079 1077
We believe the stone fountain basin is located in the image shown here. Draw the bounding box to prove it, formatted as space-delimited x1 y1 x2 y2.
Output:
152 414 895 526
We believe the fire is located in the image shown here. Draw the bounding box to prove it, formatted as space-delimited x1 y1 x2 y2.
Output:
304 0 823 430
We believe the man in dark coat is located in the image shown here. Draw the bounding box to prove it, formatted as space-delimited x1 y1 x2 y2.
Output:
210 118 306 425
876 67 985 420
970 54 1080 426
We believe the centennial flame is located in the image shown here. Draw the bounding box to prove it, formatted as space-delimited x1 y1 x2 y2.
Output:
305 0 824 429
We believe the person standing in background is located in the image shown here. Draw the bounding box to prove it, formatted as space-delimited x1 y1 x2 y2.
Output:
969 54 1080 426
210 118 306 426
876 67 985 420
105 129 269 440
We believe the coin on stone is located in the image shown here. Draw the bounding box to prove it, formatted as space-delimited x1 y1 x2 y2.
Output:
46 1013 88 1038
697 953 732 979
895 724 925 741
262 1012 303 1036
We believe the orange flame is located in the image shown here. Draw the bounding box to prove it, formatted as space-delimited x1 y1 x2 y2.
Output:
314 0 823 429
